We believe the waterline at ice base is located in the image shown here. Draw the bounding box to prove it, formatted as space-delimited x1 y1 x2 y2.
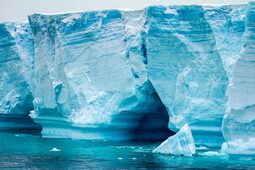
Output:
0 1 255 169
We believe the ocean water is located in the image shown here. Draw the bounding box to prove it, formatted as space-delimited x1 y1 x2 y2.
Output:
0 131 254 169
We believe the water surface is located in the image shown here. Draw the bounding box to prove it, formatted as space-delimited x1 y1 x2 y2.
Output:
0 131 254 169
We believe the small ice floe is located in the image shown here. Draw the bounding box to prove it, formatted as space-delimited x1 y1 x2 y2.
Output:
15 134 22 137
196 146 208 151
15 134 31 137
198 151 222 157
49 147 61 152
132 157 137 160
117 157 123 160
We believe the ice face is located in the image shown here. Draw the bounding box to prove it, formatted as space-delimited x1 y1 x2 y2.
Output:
146 6 229 147
1 4 254 154
222 2 255 155
153 123 196 156
0 23 41 129
221 138 255 156
28 10 171 140
0 23 34 115
204 5 246 75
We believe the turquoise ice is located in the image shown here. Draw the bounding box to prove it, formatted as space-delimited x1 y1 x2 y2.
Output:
153 124 196 156
0 3 254 157
222 2 255 156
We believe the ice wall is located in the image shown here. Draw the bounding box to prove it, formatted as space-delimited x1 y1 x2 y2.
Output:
0 4 253 151
0 23 33 115
0 23 40 129
28 10 171 140
204 5 246 74
222 2 255 155
146 6 229 147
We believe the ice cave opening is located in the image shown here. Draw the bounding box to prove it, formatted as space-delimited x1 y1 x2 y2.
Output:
110 91 175 142
133 104 175 142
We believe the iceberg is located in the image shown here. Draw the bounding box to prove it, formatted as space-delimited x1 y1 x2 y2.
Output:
1 3 255 156
153 124 196 156
222 2 255 155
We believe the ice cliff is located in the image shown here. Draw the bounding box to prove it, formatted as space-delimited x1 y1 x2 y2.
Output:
0 23 40 129
28 10 172 140
222 2 255 156
0 2 254 156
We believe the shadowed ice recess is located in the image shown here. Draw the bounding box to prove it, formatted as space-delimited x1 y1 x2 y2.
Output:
0 2 255 158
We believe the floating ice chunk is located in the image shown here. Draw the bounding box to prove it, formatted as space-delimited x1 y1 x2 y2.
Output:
196 146 208 151
153 124 196 156
49 148 61 152
198 151 222 157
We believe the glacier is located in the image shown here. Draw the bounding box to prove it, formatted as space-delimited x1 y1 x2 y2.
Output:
0 2 255 156
222 2 255 156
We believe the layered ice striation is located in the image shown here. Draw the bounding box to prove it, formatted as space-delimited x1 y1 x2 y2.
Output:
222 2 255 155
0 23 40 129
153 123 196 156
0 3 254 154
204 5 246 75
146 6 229 147
28 10 172 140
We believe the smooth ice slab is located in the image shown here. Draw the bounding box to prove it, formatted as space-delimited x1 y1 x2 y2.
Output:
153 124 196 156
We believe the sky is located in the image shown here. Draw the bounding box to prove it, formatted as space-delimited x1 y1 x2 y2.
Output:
0 0 250 22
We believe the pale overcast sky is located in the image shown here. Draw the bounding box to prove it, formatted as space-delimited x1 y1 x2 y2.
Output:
0 0 250 22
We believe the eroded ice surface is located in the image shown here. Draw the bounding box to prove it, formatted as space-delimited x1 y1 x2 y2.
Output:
0 23 34 115
204 5 246 74
222 2 255 155
153 124 196 156
0 23 40 129
146 5 229 147
28 10 171 140
1 3 254 155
